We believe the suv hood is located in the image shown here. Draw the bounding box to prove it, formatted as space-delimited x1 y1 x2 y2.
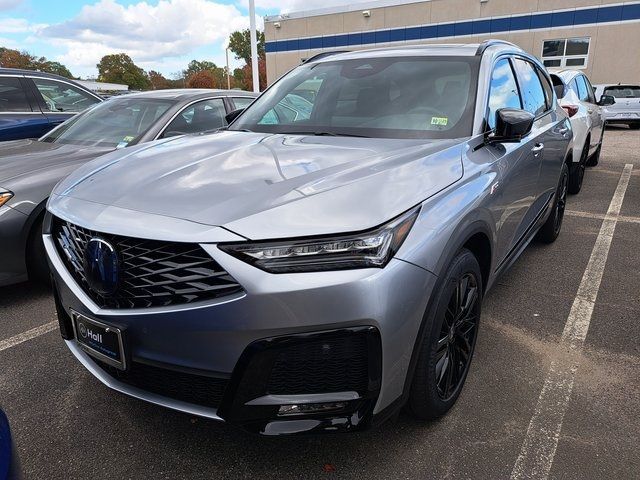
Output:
0 139 111 185
51 131 464 239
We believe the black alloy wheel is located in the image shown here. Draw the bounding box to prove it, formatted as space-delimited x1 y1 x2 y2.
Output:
435 272 480 400
553 167 568 236
536 162 569 244
406 249 483 420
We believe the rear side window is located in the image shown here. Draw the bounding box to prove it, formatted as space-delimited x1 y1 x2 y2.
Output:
603 85 640 98
232 97 254 110
487 58 521 130
536 68 555 109
575 75 591 103
0 76 31 112
513 59 547 117
32 78 99 113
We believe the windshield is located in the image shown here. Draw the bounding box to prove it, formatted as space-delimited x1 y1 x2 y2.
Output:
603 86 640 98
42 97 175 148
231 56 480 139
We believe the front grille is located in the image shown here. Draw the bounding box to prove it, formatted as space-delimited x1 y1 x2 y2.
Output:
52 217 243 309
95 360 228 409
266 335 369 395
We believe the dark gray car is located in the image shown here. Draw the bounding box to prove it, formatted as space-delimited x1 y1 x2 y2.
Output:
0 89 257 286
46 41 572 435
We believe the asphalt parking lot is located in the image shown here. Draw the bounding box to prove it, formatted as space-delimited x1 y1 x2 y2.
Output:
1 128 639 480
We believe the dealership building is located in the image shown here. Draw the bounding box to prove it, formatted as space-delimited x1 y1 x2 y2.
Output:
264 0 640 85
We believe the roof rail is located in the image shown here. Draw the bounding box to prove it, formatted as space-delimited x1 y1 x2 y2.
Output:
302 50 350 64
476 40 518 56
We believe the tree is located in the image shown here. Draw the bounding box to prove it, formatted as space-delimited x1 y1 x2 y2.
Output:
97 53 151 90
187 70 216 88
148 70 171 90
183 59 218 79
37 60 74 78
0 47 75 78
228 29 265 65
240 57 267 91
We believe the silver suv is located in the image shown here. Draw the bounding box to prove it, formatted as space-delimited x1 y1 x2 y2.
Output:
46 41 572 435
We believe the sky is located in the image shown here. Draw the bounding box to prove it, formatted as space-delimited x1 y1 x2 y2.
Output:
0 0 371 79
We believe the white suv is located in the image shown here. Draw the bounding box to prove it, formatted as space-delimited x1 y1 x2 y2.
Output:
549 70 613 194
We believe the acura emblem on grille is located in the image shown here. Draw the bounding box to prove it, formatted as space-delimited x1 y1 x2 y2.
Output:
83 238 119 295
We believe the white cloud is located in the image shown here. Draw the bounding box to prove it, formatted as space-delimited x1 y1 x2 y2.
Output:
0 17 45 33
251 0 372 15
39 0 252 74
0 0 22 11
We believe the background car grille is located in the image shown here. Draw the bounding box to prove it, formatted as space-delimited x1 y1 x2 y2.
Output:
52 217 243 309
95 360 228 409
266 335 369 395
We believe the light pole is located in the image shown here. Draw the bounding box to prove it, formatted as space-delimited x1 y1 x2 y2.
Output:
225 47 231 90
249 0 259 93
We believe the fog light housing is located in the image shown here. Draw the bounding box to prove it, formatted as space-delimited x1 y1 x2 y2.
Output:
278 402 348 416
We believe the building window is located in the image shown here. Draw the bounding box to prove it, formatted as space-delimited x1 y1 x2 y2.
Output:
541 37 590 69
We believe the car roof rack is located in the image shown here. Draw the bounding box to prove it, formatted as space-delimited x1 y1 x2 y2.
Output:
302 51 350 64
476 40 518 56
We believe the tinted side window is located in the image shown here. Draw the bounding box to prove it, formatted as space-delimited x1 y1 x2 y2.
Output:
513 59 546 116
232 97 254 110
162 98 226 138
575 75 590 102
536 68 554 109
32 78 99 113
581 75 596 103
487 58 522 130
0 76 31 112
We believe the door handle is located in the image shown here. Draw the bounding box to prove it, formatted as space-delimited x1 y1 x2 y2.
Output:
587 109 594 114
531 143 544 154
558 127 569 135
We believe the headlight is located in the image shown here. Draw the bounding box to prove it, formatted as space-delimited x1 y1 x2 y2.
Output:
219 206 420 273
0 190 13 208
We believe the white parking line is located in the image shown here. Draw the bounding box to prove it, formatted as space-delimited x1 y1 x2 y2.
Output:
0 321 58 353
510 164 634 480
566 209 640 225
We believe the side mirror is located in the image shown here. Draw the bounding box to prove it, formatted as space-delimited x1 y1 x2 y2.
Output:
225 108 245 124
598 95 615 106
490 108 535 143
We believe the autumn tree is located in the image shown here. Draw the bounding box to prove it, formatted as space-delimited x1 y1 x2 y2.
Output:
228 29 265 64
0 47 74 78
97 53 151 90
148 70 170 90
186 70 216 88
240 57 267 91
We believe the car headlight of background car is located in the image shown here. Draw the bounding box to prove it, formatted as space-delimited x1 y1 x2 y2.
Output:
0 189 14 208
219 206 420 273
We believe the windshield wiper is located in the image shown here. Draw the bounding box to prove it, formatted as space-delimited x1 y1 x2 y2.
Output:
284 131 371 138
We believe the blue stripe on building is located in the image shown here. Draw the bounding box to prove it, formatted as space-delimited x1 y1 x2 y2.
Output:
265 2 640 53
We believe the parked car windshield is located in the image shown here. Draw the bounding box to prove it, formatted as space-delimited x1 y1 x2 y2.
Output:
231 56 480 139
41 97 175 147
603 85 640 98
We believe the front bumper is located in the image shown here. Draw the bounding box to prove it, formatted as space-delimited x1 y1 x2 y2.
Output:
0 205 29 287
46 228 436 434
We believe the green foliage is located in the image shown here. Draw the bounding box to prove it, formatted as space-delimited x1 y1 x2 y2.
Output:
97 53 151 90
228 29 265 64
183 59 219 79
0 47 75 78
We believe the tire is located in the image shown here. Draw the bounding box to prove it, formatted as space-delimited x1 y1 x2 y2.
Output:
405 249 482 420
568 142 588 194
26 214 50 285
629 123 640 130
536 162 568 244
586 144 601 167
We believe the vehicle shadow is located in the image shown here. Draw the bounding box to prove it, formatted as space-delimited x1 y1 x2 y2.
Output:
0 281 51 310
